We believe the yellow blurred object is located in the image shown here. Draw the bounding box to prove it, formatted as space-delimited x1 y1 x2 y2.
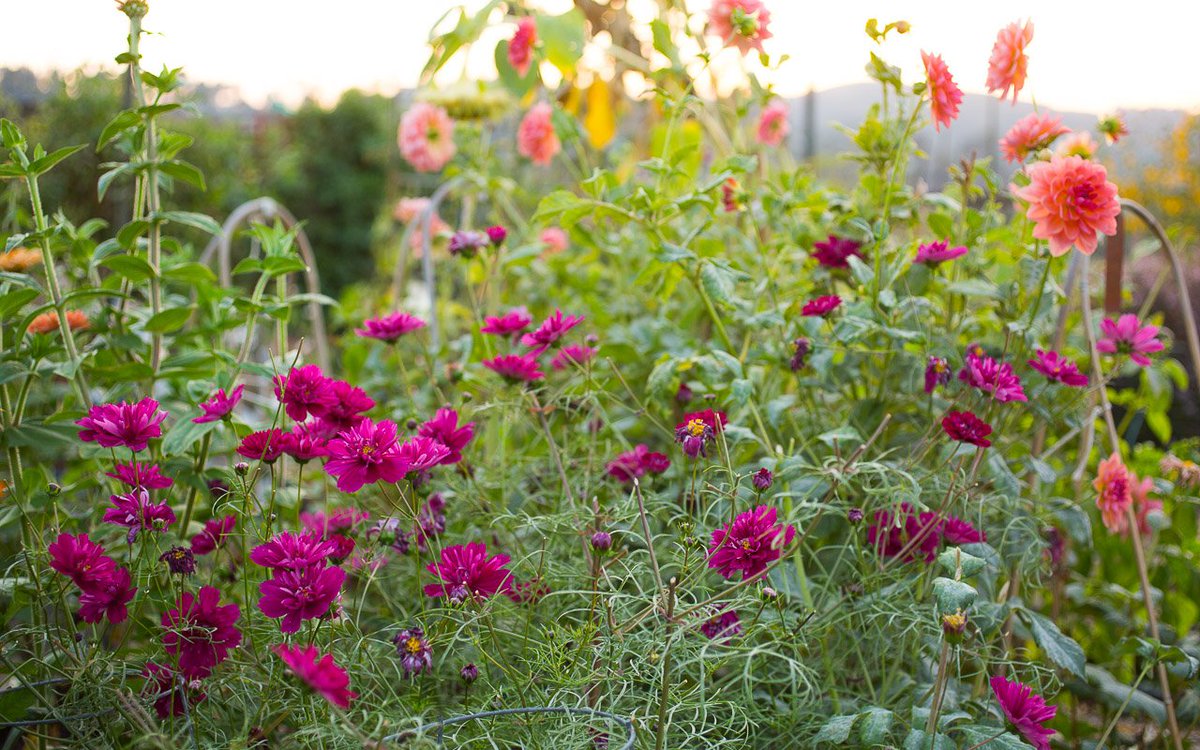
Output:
562 85 583 117
584 79 617 149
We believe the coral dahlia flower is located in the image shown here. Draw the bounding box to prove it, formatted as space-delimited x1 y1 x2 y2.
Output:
921 51 962 132
999 113 1069 163
399 102 457 172
1011 155 1120 256
517 103 560 165
1094 451 1133 533
707 0 773 55
508 17 538 76
757 101 789 146
986 20 1034 103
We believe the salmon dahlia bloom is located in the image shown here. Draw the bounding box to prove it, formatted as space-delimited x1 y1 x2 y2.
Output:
399 102 457 172
0 247 41 272
1011 155 1120 256
707 0 772 55
986 20 1034 103
921 51 962 132
274 644 357 708
1094 451 1133 533
999 113 1069 163
1055 131 1098 160
517 103 560 165
756 101 789 146
508 17 537 76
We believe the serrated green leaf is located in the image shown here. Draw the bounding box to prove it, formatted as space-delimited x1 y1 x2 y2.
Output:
814 714 856 744
1023 608 1086 677
932 577 977 614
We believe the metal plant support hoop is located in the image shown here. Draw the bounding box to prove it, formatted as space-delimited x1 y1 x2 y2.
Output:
383 705 636 749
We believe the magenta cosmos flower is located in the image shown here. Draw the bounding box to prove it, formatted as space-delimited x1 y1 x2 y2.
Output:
801 295 842 317
356 312 426 342
757 101 789 147
417 407 475 464
258 564 346 634
481 307 533 337
867 503 943 563
399 102 456 173
424 542 514 603
1000 113 1069 163
606 444 671 483
941 410 993 448
700 609 742 641
1096 314 1163 367
708 505 796 580
274 364 337 422
282 424 329 463
990 675 1056 750
274 644 358 709
395 436 452 475
143 662 205 719
323 417 408 493
190 515 236 555
161 586 242 680
921 51 962 132
959 352 1027 403
707 0 772 55
551 344 598 370
320 379 376 434
106 461 173 490
942 515 986 544
924 356 951 394
517 103 560 165
104 488 177 544
507 17 537 76
237 428 285 464
811 235 863 269
76 397 167 452
251 531 338 570
483 353 544 383
48 533 117 591
1011 155 1119 256
193 385 243 424
986 20 1033 103
77 566 136 624
914 240 968 265
1028 349 1088 386
521 309 584 350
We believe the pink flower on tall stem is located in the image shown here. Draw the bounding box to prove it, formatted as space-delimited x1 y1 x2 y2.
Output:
356 312 426 342
251 531 338 571
941 410 993 448
1128 473 1162 537
707 0 772 55
395 436 452 476
958 352 1027 403
508 16 537 76
811 235 863 269
1028 349 1088 386
914 240 968 265
1055 131 1097 160
282 424 329 463
236 428 285 464
924 356 951 394
708 505 796 580
1011 155 1120 256
274 364 337 422
550 344 598 370
481 308 533 337
274 644 358 709
867 503 943 563
1094 451 1133 533
522 309 584 351
1000 113 1069 163
323 418 408 493
483 353 544 383
424 542 513 602
106 461 173 490
143 662 205 719
921 51 962 132
541 227 569 254
801 295 842 317
1096 314 1163 366
517 103 560 165
104 488 176 544
986 20 1034 103
417 408 475 464
321 380 376 434
990 675 1057 750
399 102 456 172
190 515 236 555
48 533 117 590
193 385 243 424
757 101 789 146
258 564 346 634
161 586 242 680
77 567 136 624
76 397 167 452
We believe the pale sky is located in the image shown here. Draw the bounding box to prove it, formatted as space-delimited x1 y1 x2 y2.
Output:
3 1 1198 114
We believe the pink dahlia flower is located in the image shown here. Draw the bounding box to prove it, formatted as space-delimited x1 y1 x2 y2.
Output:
756 101 789 146
941 410 993 448
48 533 117 590
481 307 533 337
707 0 772 55
399 102 456 173
811 235 863 269
417 407 476 464
1094 451 1133 533
508 16 537 76
274 644 358 709
999 113 1069 163
1028 349 1088 386
958 352 1028 403
708 505 796 580
190 515 236 555
483 353 545 383
921 51 962 132
1096 314 1164 366
1011 155 1120 256
517 103 561 165
106 461 173 490
356 312 426 342
801 295 842 317
323 418 408 493
281 423 329 463
258 564 346 634
77 566 136 624
193 385 243 424
161 586 242 680
76 397 167 452
274 364 337 422
424 542 514 602
941 515 986 545
914 240 968 265
990 675 1056 750
986 20 1034 103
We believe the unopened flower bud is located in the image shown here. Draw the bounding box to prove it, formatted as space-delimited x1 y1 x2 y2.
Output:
460 662 479 683
942 611 968 643
590 531 612 551
848 507 864 523
235 461 250 476
47 483 62 496
752 468 773 491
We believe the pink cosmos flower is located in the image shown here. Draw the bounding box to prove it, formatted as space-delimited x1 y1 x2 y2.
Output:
236 428 285 464
417 407 475 464
321 380 376 434
986 20 1034 103
282 424 329 463
867 503 943 563
914 240 968 265
481 308 533 337
49 533 117 590
812 235 863 269
708 505 796 580
507 577 550 606
193 385 243 424
251 531 338 570
143 662 205 719
1011 155 1120 256
1094 451 1133 533
942 515 986 544
190 515 236 555
756 101 789 146
924 356 951 394
687 408 728 433
550 344 598 370
259 564 346 633
941 410 994 448
395 436 452 476
700 609 742 641
707 0 772 55
1055 131 1098 160
1128 473 1162 537
517 103 560 165
302 508 370 539
323 418 408 493
999 113 1069 163
424 542 514 602
77 566 136 624
990 675 1056 750
161 586 242 680
1096 314 1164 366
606 444 671 483
959 353 1028 403
76 397 167 452
1028 349 1089 386
104 488 177 544
274 644 357 709
356 312 426 342
399 102 456 172
274 364 337 422
106 461 173 490
801 295 842 317
921 51 962 132
541 227 569 254
483 353 544 383
508 16 537 76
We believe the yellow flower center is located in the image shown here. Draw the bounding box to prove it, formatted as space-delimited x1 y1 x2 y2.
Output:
405 637 422 654
686 419 706 437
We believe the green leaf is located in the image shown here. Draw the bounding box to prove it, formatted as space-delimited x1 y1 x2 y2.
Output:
817 425 862 447
142 306 194 333
1022 609 1086 677
101 254 155 282
97 110 142 150
97 163 134 201
956 726 1028 750
0 119 25 149
159 160 207 191
27 144 86 176
160 414 219 456
699 261 735 307
814 714 856 744
0 288 39 320
157 210 222 236
537 9 586 74
858 708 893 745
937 547 987 578
902 730 953 750
932 577 977 614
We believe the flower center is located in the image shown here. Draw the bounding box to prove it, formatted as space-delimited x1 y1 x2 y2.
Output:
404 637 422 654
686 419 707 437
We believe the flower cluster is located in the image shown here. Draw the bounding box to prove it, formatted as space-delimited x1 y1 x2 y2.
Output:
49 533 136 624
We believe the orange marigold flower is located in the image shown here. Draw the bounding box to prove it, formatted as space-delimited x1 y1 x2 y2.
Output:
921 51 962 132
0 247 43 273
986 20 1034 103
27 310 90 335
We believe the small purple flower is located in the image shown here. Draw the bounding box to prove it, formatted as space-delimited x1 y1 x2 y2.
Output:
590 531 613 551
675 416 714 459
448 230 489 258
159 546 197 576
848 508 864 523
752 467 773 491
790 338 810 372
485 225 507 246
924 356 951 394
393 627 433 676
193 385 244 424
460 663 480 683
675 382 694 404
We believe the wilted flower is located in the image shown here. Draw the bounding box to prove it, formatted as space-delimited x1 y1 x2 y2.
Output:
999 113 1070 163
811 235 863 269
986 20 1033 103
517 103 560 165
508 16 538 75
921 51 962 132
1094 451 1133 533
194 385 243 424
424 542 513 602
1011 155 1120 256
675 416 715 459
708 506 796 580
1161 454 1200 488
757 101 789 146
399 102 457 172
941 611 968 642
274 644 357 709
707 0 773 55
914 240 968 265
924 356 951 394
790 338 810 371
161 586 242 680
990 675 1056 750
104 488 177 544
1028 349 1088 386
1096 314 1163 367
1097 114 1129 145
77 398 167 452
394 627 434 677
721 177 742 212
356 312 426 342
448 230 489 258
1055 131 1098 159
160 546 197 576
941 410 993 448
867 503 942 563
